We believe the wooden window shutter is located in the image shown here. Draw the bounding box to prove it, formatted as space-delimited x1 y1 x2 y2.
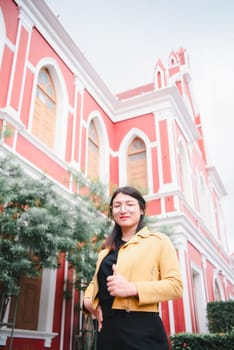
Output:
32 68 56 149
87 120 100 179
8 275 42 330
127 137 148 193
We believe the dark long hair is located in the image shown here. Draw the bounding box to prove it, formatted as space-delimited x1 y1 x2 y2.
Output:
102 186 146 250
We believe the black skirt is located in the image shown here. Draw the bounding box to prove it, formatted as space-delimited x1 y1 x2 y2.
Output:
97 307 169 350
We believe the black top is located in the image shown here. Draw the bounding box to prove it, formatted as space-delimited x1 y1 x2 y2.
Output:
97 238 126 306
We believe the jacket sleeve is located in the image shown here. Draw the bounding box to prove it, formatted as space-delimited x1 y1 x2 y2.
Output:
84 280 95 299
135 235 183 305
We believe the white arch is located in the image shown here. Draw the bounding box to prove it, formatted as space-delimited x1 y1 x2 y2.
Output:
0 9 6 70
118 128 153 194
199 177 227 245
216 201 228 249
85 111 110 187
191 263 208 332
168 53 178 66
28 57 69 159
213 271 225 301
206 184 217 238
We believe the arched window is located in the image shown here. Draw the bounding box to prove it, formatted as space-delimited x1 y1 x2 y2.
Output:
0 9 6 70
215 202 227 247
197 175 207 215
178 142 194 207
214 280 222 301
191 267 207 332
87 120 100 179
32 68 56 149
127 137 148 193
157 71 162 88
197 174 214 232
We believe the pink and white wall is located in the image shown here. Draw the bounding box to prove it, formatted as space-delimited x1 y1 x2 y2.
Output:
0 1 233 349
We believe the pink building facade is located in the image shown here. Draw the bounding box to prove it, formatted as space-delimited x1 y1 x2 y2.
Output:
0 1 233 349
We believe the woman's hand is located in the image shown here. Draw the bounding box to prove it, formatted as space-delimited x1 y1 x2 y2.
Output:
107 264 138 297
83 298 103 332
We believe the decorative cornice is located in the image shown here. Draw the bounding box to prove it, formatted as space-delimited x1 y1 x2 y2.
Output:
150 211 233 281
18 5 34 31
0 107 24 128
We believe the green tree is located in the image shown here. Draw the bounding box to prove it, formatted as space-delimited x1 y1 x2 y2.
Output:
0 156 112 350
0 156 75 297
67 171 112 289
0 156 111 306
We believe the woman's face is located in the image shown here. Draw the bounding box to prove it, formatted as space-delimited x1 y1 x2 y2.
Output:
111 192 143 229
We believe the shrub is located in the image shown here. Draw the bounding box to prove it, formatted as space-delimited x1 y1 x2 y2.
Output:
170 330 234 350
207 301 234 333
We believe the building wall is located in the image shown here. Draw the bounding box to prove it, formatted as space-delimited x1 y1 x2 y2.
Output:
0 1 233 349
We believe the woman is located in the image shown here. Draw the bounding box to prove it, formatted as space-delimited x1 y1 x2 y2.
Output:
83 186 183 350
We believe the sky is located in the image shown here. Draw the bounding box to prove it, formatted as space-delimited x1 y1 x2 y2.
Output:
44 0 234 252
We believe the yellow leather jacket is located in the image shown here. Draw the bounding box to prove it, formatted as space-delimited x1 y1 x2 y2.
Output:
84 226 183 312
